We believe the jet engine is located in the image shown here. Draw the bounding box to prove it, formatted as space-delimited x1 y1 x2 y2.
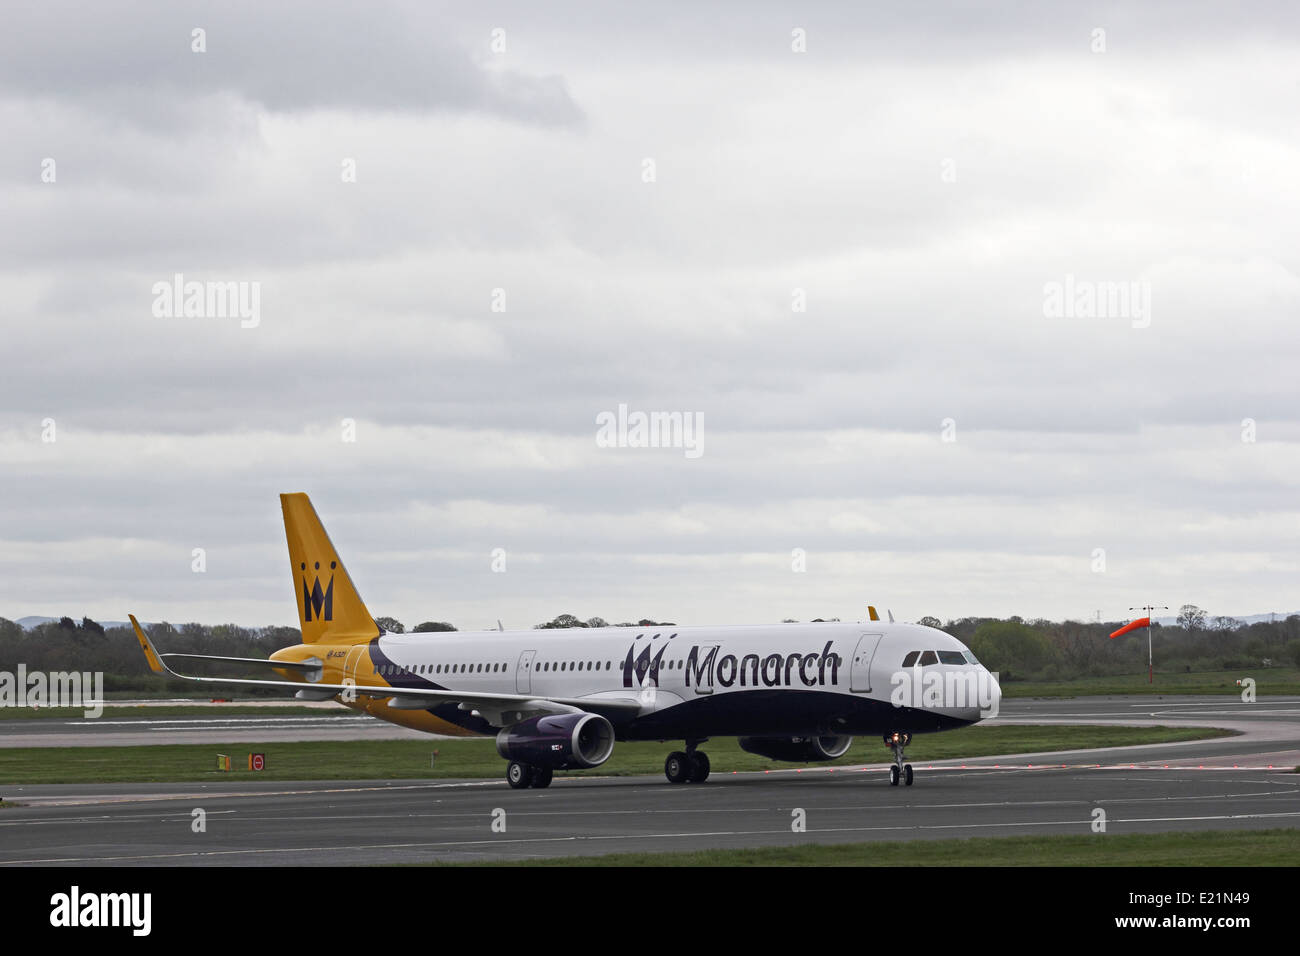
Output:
496 713 616 770
737 734 853 762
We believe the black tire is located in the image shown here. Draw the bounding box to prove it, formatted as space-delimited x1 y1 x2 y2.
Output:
507 761 532 789
889 765 900 786
530 766 554 789
688 752 711 783
903 764 914 786
665 751 691 784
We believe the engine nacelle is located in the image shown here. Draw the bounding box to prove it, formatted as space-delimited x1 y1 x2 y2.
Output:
496 713 616 770
738 734 853 762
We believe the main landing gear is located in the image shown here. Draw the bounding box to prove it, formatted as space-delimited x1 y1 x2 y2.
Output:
506 761 554 789
665 739 710 784
885 732 914 787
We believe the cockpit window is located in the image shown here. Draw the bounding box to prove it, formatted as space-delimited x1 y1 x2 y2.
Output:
963 651 980 665
902 651 919 667
937 651 966 665
918 650 938 666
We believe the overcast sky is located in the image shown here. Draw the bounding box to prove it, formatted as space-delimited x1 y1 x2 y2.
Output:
1 1 1297 631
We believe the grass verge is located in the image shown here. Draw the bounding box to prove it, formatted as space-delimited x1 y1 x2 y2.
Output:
426 828 1300 866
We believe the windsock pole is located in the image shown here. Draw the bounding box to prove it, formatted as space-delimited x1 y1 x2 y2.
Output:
1128 604 1168 684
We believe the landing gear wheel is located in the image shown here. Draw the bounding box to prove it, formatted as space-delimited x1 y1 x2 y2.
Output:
665 751 691 784
688 752 711 783
507 761 532 789
530 766 554 789
884 732 913 787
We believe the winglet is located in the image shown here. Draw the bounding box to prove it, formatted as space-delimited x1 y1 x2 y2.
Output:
867 605 880 622
130 614 167 675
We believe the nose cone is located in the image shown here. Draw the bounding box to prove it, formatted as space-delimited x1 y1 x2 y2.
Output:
935 665 1000 724
980 667 1002 720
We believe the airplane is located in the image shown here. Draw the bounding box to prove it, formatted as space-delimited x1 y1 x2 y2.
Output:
130 493 1001 788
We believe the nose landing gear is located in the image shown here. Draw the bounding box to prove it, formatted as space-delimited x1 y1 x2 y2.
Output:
885 732 914 786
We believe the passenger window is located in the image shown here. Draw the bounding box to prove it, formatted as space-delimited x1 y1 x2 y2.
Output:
918 651 938 666
902 651 919 667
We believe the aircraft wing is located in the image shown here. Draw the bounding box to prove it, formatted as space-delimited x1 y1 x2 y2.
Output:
130 615 641 726
161 653 322 674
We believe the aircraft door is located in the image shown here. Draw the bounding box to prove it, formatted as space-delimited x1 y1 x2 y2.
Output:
343 643 369 686
516 650 537 694
690 643 720 695
850 633 884 693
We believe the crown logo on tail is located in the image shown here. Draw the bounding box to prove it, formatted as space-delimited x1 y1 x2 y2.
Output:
301 560 336 622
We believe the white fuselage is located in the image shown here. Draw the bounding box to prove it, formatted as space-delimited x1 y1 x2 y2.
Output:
360 621 1000 739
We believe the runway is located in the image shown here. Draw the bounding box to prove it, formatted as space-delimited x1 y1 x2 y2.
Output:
2 765 1298 866
1 694 1297 865
5 694 1299 754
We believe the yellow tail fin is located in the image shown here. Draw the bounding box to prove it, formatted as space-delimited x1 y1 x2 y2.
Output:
281 493 378 644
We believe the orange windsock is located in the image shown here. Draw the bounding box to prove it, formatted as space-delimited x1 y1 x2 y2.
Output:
1109 617 1150 639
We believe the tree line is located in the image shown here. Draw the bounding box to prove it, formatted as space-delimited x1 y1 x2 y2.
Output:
2 605 1296 693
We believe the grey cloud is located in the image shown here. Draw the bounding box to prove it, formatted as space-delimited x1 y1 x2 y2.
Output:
0 1 584 127
1 3 1297 626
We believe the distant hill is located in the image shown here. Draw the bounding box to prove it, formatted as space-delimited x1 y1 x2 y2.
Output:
1152 611 1299 627
9 610 1299 632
